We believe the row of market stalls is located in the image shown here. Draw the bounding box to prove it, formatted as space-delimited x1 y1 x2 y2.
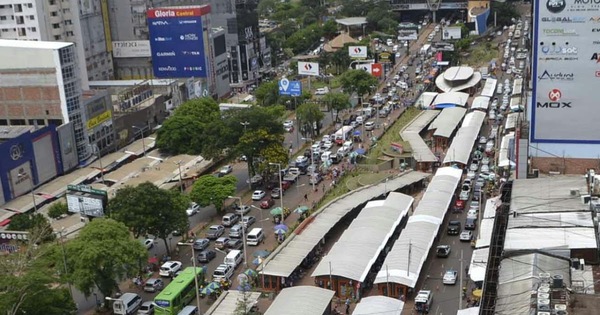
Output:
442 111 486 167
258 171 429 292
480 78 497 98
427 107 467 150
400 111 440 170
312 192 415 300
372 167 463 298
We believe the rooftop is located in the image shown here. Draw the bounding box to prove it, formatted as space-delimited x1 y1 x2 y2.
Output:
353 296 404 314
0 126 35 141
443 66 474 81
264 286 335 315
335 17 368 26
0 39 72 50
510 177 588 214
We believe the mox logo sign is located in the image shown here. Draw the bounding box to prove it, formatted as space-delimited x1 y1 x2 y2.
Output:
537 88 572 108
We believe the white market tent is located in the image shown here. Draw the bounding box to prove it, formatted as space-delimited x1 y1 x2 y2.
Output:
400 110 440 162
204 290 261 315
470 96 490 111
312 193 414 282
512 78 524 96
374 167 462 288
504 227 597 251
259 172 428 278
353 296 404 315
480 78 497 97
415 92 438 109
504 112 521 131
442 111 486 165
428 107 467 138
431 91 470 108
264 286 335 315
475 218 495 249
498 132 516 168
469 247 489 282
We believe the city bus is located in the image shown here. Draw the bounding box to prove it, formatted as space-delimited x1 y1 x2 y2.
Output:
154 267 204 315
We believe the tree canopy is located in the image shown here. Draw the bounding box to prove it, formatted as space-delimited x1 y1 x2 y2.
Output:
65 219 147 298
491 2 520 27
108 182 189 254
190 175 237 213
296 103 325 138
338 69 379 99
322 92 351 122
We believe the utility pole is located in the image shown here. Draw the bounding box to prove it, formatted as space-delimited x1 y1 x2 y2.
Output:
407 240 412 276
459 249 464 309
240 121 251 191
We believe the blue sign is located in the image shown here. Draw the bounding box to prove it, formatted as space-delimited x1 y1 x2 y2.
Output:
147 7 208 78
278 79 302 97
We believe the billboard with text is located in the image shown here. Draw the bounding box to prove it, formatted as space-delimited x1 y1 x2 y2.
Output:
147 6 210 78
532 0 600 143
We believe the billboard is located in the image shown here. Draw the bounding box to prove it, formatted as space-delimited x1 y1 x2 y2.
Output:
348 46 367 58
532 0 600 143
397 29 418 41
66 185 108 217
279 78 302 96
442 26 462 40
298 61 319 76
112 41 151 58
147 6 210 78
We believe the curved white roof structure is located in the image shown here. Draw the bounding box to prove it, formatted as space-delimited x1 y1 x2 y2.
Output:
442 111 486 165
471 96 490 111
432 92 470 108
443 66 474 81
265 286 335 315
400 110 439 162
428 107 467 138
374 167 462 288
436 69 482 93
353 296 405 315
312 193 414 282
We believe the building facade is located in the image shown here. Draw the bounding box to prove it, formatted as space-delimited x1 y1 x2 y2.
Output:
82 89 114 155
0 0 113 82
0 40 92 162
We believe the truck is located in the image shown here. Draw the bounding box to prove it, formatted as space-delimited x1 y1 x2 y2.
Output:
334 126 354 145
420 44 431 56
283 172 299 183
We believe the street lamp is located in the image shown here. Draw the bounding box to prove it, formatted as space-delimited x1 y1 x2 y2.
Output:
55 228 75 304
92 144 105 184
174 160 184 193
268 163 284 211
227 196 248 268
17 171 37 211
240 121 252 191
176 242 202 311
132 125 146 157
302 137 316 192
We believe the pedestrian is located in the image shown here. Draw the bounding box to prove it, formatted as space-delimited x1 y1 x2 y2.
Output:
345 298 350 314
322 183 325 193
304 193 308 202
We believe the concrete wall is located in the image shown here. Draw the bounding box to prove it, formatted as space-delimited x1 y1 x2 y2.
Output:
113 95 167 148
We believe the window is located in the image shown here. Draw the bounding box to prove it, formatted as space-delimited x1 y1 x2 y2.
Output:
16 16 24 24
0 119 7 126
27 3 33 8
51 11 58 16
54 35 61 40
48 119 62 126
29 15 34 19
18 28 25 36
14 4 22 12
0 16 6 21
52 23 59 29
10 119 26 125
30 27 36 32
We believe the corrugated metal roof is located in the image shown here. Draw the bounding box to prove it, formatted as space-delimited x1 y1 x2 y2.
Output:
504 112 521 130
204 290 261 315
510 177 588 214
469 248 489 282
264 286 335 315
374 167 462 288
481 78 497 97
432 92 470 107
471 96 490 111
504 227 597 250
507 211 593 229
442 111 485 165
353 296 404 315
260 172 428 277
512 78 524 96
312 193 414 282
495 253 570 315
401 110 439 162
475 218 495 248
429 107 467 138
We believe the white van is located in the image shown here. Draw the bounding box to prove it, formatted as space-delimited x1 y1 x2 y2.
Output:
321 151 332 163
213 264 234 281
177 305 199 315
112 293 142 315
246 228 265 246
224 249 243 268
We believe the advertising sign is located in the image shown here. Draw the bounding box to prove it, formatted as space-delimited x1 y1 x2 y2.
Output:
66 185 108 217
348 46 367 58
371 63 383 77
147 6 210 78
442 26 462 40
397 29 418 41
279 78 302 96
532 0 600 143
298 61 320 76
112 41 151 58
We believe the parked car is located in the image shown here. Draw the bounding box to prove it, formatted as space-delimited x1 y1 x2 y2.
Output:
219 165 233 175
443 270 458 285
242 216 256 229
215 237 231 250
192 238 210 251
143 239 154 250
143 278 164 293
271 188 284 199
206 225 225 240
226 239 244 251
197 249 216 263
138 301 154 315
234 205 251 215
252 190 266 201
447 221 461 235
159 261 182 277
436 245 451 258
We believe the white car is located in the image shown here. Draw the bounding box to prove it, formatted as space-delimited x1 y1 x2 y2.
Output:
481 164 490 174
460 230 473 242
459 190 470 201
219 165 233 175
466 170 476 180
143 238 154 250
479 136 487 144
186 202 200 216
481 157 490 166
467 209 478 219
315 87 329 95
159 261 182 277
252 190 266 201
443 270 458 285
321 140 333 150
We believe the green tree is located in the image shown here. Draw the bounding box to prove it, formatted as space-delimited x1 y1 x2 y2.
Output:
108 182 189 254
47 202 68 219
338 69 379 102
491 2 519 27
257 0 276 16
156 98 224 158
65 219 147 298
323 92 351 122
0 227 76 315
189 175 237 214
340 0 371 16
255 81 280 106
237 129 286 176
7 213 55 242
296 103 325 138
366 5 395 31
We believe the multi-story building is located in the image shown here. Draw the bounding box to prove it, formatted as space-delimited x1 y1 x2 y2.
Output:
0 0 113 83
0 39 92 162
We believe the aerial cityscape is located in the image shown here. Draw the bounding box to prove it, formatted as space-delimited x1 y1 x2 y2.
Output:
0 0 598 314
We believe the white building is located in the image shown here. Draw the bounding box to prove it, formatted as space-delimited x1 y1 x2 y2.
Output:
0 39 92 162
0 0 113 82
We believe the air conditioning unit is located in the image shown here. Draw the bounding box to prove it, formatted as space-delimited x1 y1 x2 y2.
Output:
555 304 567 311
539 273 551 282
537 312 550 315
537 299 550 311
538 293 549 300
570 188 580 196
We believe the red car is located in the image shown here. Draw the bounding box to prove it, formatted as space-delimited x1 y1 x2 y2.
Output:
454 199 465 212
281 181 292 191
260 198 275 209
